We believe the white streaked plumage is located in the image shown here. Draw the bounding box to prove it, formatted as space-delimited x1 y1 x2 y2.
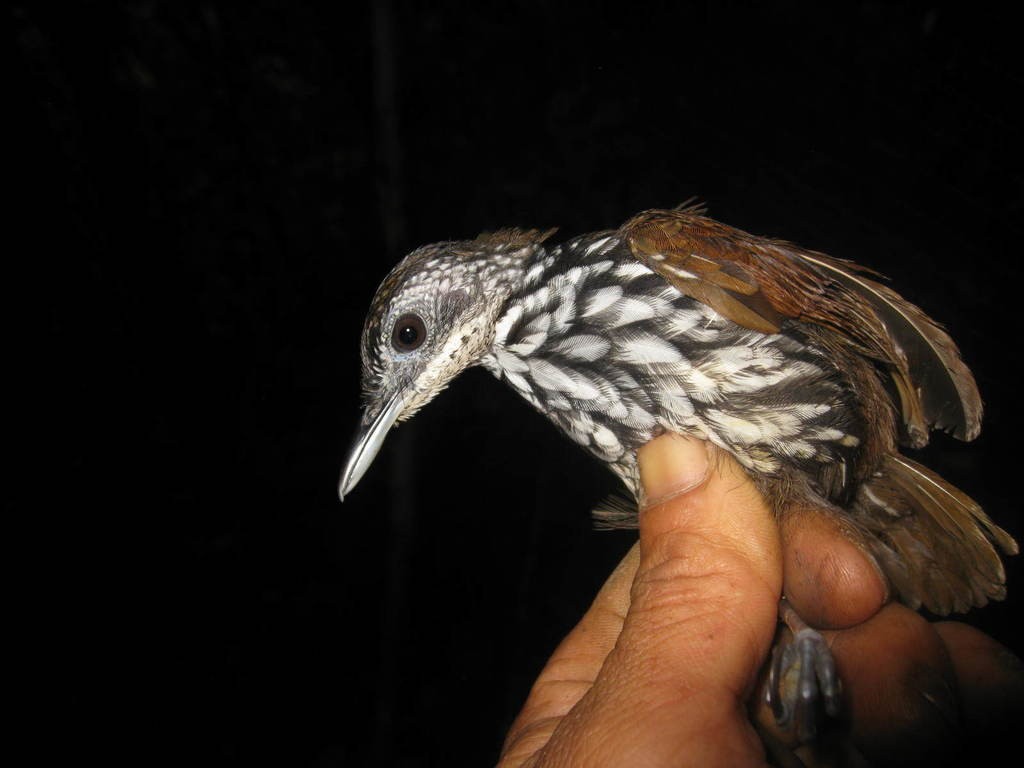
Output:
607 296 658 326
612 261 653 281
581 285 623 317
613 332 684 364
550 333 611 362
585 236 614 255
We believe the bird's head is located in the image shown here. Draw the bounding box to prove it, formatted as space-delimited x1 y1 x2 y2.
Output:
338 227 555 500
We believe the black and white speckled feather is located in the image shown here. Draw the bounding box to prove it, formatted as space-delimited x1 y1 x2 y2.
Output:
480 231 861 500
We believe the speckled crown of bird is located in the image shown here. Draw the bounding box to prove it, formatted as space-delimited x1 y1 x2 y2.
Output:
340 202 1017 620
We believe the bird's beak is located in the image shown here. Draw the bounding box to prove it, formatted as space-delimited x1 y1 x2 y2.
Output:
338 391 405 501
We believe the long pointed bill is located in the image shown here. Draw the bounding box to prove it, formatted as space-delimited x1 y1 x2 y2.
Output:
338 392 405 501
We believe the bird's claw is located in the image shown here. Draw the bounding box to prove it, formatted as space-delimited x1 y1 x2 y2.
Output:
766 627 841 742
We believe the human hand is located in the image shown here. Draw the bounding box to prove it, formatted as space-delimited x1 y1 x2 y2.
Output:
498 434 1024 767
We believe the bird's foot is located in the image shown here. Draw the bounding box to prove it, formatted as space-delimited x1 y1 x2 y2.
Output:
765 599 841 743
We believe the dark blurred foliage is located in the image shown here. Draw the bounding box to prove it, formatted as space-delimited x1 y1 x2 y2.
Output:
15 1 1022 765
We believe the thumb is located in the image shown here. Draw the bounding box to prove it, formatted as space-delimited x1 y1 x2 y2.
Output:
622 434 782 763
501 435 784 768
631 434 782 696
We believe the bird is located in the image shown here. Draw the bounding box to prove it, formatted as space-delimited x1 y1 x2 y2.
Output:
338 202 1017 738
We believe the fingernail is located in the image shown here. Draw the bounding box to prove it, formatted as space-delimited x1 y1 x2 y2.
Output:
638 434 709 507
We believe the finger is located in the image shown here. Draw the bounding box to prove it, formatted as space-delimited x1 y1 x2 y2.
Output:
779 507 887 629
534 434 782 766
633 435 782 696
834 604 961 765
499 544 640 767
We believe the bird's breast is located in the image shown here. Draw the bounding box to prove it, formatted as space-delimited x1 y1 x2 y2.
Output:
479 236 863 498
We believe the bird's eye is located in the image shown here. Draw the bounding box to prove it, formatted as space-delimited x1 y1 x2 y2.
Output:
392 313 427 352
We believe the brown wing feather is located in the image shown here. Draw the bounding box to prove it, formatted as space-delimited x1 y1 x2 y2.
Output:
624 212 780 332
793 250 982 442
620 208 982 446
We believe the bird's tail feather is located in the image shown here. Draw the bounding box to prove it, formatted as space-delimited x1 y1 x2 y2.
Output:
848 454 1017 615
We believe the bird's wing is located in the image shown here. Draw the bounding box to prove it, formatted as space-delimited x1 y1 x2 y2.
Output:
619 206 981 445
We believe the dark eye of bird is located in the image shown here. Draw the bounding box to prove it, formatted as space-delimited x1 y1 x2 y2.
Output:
392 313 426 352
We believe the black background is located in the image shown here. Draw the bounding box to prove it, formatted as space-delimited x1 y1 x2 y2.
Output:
18 1 1023 766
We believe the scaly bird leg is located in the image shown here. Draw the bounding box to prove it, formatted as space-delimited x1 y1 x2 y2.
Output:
766 598 842 742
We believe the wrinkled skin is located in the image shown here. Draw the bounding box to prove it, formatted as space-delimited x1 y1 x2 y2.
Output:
497 435 1024 768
